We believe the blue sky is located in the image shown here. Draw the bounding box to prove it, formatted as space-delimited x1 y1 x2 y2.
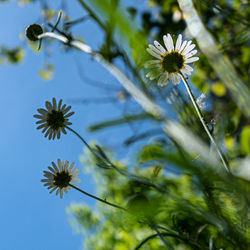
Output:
0 1 147 249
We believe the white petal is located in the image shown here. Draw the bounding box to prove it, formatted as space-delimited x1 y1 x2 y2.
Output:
48 133 53 140
48 166 56 174
185 50 197 59
181 68 192 76
170 74 181 85
65 112 74 118
37 108 48 115
149 44 163 55
58 159 62 169
184 64 193 72
61 104 66 111
56 188 60 196
180 40 192 53
163 35 172 52
58 99 62 110
157 73 169 86
49 187 57 194
146 48 161 59
35 119 46 124
167 34 174 51
37 123 47 130
52 162 59 173
185 57 199 63
153 41 166 54
63 106 71 114
182 44 195 56
52 98 57 110
178 41 187 53
45 101 53 111
42 126 49 133
146 70 161 80
144 60 160 68
33 114 43 119
73 179 81 183
44 129 51 138
65 161 69 170
175 34 182 51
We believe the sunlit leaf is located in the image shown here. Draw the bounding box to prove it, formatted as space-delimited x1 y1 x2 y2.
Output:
39 63 54 80
89 113 152 132
240 126 250 154
211 82 227 96
0 46 24 64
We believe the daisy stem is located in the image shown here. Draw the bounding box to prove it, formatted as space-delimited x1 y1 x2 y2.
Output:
179 72 230 172
151 225 174 250
69 184 126 211
66 125 115 169
66 126 166 192
66 126 97 155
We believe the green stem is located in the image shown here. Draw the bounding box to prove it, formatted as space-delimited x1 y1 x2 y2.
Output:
66 126 117 171
65 126 97 154
179 72 230 172
69 184 126 211
152 225 174 250
66 125 165 193
51 10 62 32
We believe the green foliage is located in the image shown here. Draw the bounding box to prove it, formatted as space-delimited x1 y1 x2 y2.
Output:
67 204 100 232
240 126 250 154
38 63 54 81
3 0 249 249
52 0 250 248
71 143 250 249
0 46 24 64
89 113 154 132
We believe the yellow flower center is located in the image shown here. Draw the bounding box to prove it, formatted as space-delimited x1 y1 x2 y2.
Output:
54 171 72 188
161 52 184 73
47 110 65 130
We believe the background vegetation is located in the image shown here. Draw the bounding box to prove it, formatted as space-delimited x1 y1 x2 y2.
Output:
2 0 250 249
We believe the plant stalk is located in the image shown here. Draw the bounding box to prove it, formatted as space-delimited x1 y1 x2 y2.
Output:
69 184 126 211
179 72 230 172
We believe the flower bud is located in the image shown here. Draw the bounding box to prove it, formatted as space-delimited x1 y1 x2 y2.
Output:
26 24 43 41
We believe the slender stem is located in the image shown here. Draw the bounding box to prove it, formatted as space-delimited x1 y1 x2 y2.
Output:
66 125 116 170
51 10 62 32
66 126 166 193
65 126 96 154
152 225 174 250
179 72 230 172
134 233 159 250
154 225 207 249
134 231 206 250
36 32 168 193
69 184 126 211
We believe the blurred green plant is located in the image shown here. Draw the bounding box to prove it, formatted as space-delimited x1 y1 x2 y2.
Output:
7 0 250 248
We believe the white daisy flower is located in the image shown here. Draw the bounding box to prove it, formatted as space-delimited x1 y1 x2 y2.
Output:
34 98 74 140
41 159 81 198
145 34 199 86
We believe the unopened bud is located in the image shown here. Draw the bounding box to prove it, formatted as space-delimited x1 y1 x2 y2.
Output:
26 24 43 41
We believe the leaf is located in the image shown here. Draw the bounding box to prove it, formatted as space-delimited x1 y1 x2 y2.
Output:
0 46 24 64
211 82 226 96
240 125 250 154
89 113 152 132
82 0 148 66
138 145 164 163
39 63 54 80
67 204 100 232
